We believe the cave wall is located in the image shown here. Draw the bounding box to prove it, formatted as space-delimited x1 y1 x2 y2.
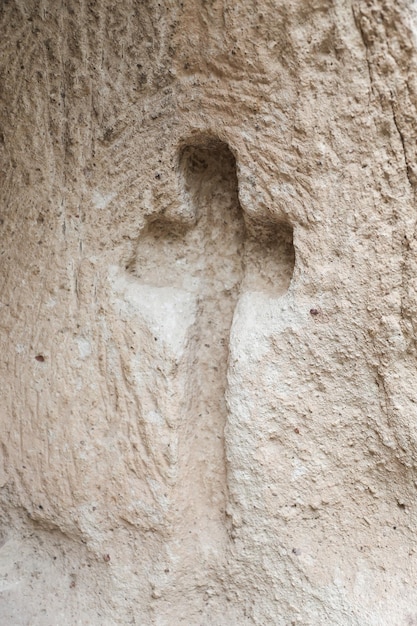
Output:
2 1 417 624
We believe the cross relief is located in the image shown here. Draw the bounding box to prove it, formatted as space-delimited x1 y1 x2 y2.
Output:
127 138 295 541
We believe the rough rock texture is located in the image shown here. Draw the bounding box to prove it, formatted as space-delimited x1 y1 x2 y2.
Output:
2 0 417 624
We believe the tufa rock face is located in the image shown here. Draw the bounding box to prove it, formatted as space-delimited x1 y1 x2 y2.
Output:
2 0 417 623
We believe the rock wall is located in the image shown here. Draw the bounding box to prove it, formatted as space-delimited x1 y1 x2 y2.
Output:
2 0 417 623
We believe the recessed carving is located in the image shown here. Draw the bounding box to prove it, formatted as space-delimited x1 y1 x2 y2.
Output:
128 138 295 554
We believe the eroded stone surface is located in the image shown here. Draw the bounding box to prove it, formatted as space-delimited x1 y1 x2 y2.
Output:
2 0 417 624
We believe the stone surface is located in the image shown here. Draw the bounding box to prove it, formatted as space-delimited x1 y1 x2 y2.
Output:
2 0 417 624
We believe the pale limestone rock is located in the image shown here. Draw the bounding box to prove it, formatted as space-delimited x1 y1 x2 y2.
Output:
2 1 417 624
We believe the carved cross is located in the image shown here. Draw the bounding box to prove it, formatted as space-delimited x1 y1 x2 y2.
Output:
129 140 294 548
